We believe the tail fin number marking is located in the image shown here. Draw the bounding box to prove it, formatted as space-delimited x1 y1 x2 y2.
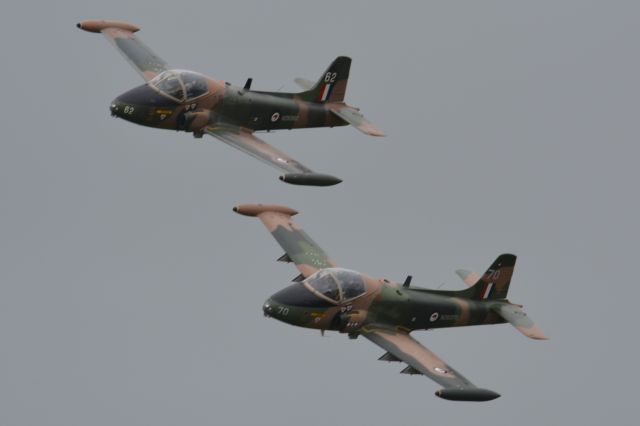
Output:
319 72 338 102
479 269 501 299
324 72 337 83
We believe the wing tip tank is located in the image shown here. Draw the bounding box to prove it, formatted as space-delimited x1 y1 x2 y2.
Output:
77 20 140 34
233 204 299 217
435 388 501 402
279 173 342 186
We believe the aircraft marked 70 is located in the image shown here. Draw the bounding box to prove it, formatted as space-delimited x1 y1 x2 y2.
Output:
234 203 548 402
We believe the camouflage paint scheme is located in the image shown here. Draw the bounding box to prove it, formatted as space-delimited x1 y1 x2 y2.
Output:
77 20 384 186
234 204 548 402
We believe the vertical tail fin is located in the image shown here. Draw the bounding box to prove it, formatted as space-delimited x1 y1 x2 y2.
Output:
298 56 351 103
468 254 516 300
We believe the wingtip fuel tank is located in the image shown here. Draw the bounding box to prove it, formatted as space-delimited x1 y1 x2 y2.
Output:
232 204 299 217
435 388 501 402
77 20 140 33
279 173 342 186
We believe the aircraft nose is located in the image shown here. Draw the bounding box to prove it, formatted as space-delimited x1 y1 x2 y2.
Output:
109 99 121 117
109 96 138 120
109 84 160 123
262 298 291 323
263 299 274 317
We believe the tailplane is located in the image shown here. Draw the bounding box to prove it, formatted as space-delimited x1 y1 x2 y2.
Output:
491 303 548 340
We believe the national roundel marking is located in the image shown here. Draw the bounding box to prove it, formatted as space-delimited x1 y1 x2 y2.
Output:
270 112 280 122
429 312 439 322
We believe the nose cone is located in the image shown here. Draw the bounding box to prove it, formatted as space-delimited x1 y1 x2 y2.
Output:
262 298 297 326
263 299 274 317
109 100 121 117
110 84 178 126
109 94 146 124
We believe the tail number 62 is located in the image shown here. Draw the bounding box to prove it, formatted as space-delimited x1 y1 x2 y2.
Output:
324 72 337 83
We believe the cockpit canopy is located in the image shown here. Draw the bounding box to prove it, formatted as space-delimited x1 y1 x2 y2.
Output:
270 268 366 308
149 70 209 102
304 268 366 303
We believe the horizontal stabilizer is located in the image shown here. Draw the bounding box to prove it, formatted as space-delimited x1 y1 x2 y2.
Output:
294 78 315 90
328 104 385 137
491 303 548 340
455 269 480 287
378 352 401 362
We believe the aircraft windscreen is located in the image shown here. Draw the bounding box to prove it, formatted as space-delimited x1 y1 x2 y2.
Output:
333 269 365 299
150 71 184 101
306 270 340 302
180 71 209 99
305 269 365 302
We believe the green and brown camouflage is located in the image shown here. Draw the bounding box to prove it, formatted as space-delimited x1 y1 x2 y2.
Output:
77 20 384 186
234 203 548 402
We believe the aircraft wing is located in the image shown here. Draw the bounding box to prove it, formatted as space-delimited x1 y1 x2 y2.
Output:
362 327 500 401
205 126 342 186
327 103 385 137
77 20 169 81
233 204 336 279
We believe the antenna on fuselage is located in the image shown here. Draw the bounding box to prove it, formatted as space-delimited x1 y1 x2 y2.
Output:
243 78 252 90
402 275 412 288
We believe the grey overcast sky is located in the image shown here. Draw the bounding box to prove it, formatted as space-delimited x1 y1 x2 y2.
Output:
1 1 638 425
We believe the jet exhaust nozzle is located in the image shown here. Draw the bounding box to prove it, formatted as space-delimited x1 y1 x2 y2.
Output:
279 173 342 187
435 388 501 402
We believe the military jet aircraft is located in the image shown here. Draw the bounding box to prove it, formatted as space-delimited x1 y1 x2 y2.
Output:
77 20 384 186
234 204 548 402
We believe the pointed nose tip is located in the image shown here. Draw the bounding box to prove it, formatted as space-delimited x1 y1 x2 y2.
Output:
109 99 121 117
263 300 273 317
